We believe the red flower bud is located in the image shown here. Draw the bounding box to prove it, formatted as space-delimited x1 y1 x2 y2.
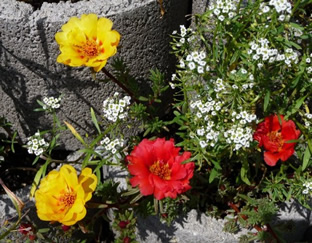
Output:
62 225 71 231
18 223 33 235
123 236 131 243
28 234 36 241
119 220 129 229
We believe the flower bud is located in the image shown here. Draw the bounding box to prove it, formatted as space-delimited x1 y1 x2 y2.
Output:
62 225 71 231
18 223 32 235
119 220 129 229
123 236 131 243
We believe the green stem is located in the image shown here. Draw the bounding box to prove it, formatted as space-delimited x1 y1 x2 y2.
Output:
102 68 139 103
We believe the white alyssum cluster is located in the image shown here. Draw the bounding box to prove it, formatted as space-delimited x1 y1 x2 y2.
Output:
190 97 224 119
259 0 291 17
182 50 209 74
302 181 312 195
42 96 61 110
224 110 257 150
208 0 239 21
248 38 278 63
248 38 299 67
190 97 224 147
304 113 312 127
100 136 124 154
26 132 48 156
197 121 220 148
173 25 194 47
282 48 299 67
213 78 226 93
230 69 255 90
269 0 292 13
102 92 131 122
224 125 253 151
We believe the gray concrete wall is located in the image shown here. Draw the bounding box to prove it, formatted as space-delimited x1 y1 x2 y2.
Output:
0 0 191 150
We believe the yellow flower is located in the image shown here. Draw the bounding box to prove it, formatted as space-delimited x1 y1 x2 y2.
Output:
35 165 97 226
55 13 120 72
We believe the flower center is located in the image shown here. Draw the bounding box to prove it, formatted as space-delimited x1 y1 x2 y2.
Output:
149 161 171 180
59 190 77 208
75 37 105 59
81 40 99 57
267 131 284 151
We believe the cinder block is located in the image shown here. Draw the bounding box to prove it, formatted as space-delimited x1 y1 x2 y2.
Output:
0 0 191 150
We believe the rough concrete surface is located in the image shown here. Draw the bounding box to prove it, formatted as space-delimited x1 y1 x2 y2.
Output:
0 0 191 150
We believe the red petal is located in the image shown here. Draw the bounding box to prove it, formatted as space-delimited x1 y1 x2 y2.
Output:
262 136 279 152
280 147 295 161
152 138 179 162
137 177 154 196
152 175 168 190
281 120 300 140
128 162 149 177
264 151 280 166
153 186 165 200
170 163 187 180
270 114 283 131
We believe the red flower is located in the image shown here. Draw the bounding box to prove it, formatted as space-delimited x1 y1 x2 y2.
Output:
127 138 195 200
253 114 300 166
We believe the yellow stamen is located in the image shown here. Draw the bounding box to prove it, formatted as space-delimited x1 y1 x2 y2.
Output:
267 131 284 151
59 189 76 208
150 161 171 180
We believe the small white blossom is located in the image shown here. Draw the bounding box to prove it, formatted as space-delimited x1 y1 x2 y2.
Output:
42 96 61 110
26 132 48 156
103 93 131 122
188 62 196 70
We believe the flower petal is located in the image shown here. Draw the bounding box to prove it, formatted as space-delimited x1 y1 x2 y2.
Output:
264 151 280 166
78 168 98 202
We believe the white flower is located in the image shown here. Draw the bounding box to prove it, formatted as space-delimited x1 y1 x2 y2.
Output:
253 54 260 60
180 25 187 37
262 6 270 13
218 15 225 21
303 189 309 195
179 59 185 68
199 140 208 148
199 51 206 59
306 58 311 63
169 82 176 89
188 62 196 70
228 12 235 18
214 9 221 15
197 66 204 74
278 15 285 21
186 55 193 61
197 128 205 136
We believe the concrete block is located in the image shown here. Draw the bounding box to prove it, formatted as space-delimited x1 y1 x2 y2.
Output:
0 0 191 150
192 0 209 17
